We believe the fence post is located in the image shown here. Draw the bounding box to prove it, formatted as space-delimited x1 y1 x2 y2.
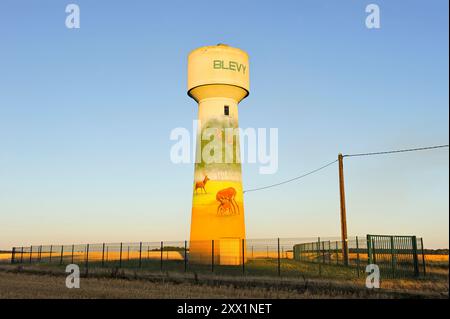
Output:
19 246 23 263
211 240 214 273
390 236 396 278
316 237 320 263
328 241 331 264
411 236 419 277
11 247 15 264
335 241 339 264
277 238 281 276
85 244 89 276
60 245 64 265
101 243 105 267
127 246 130 262
370 237 377 264
39 245 42 262
139 242 142 268
322 241 325 263
184 240 187 272
420 238 426 276
119 242 123 268
29 246 33 264
356 236 360 278
242 238 245 275
160 241 163 271
318 238 322 276
49 245 52 263
71 244 74 264
367 235 372 265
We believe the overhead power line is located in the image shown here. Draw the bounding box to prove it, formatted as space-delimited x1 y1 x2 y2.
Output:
244 144 449 194
343 144 449 158
243 159 338 193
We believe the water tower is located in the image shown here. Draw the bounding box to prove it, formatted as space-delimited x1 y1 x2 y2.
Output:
187 44 249 265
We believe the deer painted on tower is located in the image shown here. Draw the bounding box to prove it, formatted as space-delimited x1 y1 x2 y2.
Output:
194 175 210 194
216 187 239 216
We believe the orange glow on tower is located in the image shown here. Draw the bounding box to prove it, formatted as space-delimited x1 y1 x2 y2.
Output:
187 44 249 265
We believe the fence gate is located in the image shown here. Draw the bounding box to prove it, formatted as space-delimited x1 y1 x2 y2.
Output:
367 235 424 278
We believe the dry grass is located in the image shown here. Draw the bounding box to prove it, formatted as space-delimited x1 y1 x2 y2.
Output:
0 271 307 299
0 264 447 299
425 254 449 262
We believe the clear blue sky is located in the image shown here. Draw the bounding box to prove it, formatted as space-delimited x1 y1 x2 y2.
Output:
0 0 448 249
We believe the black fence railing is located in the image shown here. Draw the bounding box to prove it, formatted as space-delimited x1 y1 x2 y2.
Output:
293 235 426 278
6 235 427 279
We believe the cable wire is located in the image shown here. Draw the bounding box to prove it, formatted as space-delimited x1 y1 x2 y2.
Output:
343 144 449 158
243 159 338 194
244 144 448 194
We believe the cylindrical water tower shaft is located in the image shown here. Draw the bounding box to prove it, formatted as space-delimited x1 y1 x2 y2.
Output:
187 44 249 265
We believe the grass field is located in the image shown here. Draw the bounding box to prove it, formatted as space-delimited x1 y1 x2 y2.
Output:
2 245 447 299
0 258 447 299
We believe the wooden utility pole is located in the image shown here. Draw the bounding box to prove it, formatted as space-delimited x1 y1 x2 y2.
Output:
338 153 349 266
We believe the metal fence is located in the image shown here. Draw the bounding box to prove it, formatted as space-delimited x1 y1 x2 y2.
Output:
6 235 427 279
367 235 425 278
293 235 426 278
